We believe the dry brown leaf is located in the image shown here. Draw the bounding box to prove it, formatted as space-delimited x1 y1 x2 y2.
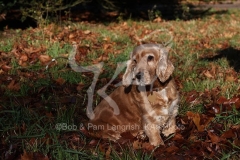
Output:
133 140 154 150
69 33 75 39
99 143 112 158
165 145 179 153
225 75 236 82
92 55 109 64
20 54 28 62
88 139 99 145
46 112 53 119
208 131 222 143
76 83 85 92
83 30 91 35
7 80 20 91
103 44 112 51
221 129 236 139
172 133 184 141
11 48 21 58
187 112 204 132
143 143 155 151
1 64 12 71
234 97 240 109
105 146 111 159
39 55 52 64
153 17 162 23
21 150 33 160
233 138 240 146
203 70 214 79
133 139 142 149
55 78 65 85
75 46 89 61
24 47 45 55
33 152 49 160
103 37 110 41
217 96 228 104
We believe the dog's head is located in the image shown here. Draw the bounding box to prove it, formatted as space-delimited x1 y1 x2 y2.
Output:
122 44 174 86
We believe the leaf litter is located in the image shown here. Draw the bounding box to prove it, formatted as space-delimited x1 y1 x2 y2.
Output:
0 14 240 159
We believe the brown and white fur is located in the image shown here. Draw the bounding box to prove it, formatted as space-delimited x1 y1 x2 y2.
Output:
86 44 179 146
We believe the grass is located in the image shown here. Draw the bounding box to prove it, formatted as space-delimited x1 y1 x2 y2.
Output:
1 9 240 159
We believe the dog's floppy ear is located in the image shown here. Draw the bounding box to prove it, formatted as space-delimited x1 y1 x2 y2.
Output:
156 46 174 83
122 52 134 87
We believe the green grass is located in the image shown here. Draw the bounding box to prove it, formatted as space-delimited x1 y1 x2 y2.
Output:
1 9 240 159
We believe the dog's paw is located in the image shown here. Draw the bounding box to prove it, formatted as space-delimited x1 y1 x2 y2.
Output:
136 130 147 140
149 137 165 146
162 125 176 137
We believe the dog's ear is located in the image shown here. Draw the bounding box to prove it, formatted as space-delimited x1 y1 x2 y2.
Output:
156 47 174 83
122 60 134 87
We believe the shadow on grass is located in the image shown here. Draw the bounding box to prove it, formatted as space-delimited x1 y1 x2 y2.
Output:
0 1 230 30
201 47 240 72
68 2 229 22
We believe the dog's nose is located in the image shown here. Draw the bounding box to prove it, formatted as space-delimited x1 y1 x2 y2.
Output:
135 72 143 80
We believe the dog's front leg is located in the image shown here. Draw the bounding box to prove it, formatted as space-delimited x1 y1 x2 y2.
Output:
143 118 164 146
162 117 176 137
139 91 164 146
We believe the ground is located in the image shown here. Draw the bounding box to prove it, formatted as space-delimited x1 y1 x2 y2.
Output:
0 8 240 160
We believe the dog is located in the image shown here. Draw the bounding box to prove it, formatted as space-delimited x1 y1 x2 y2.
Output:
86 43 179 146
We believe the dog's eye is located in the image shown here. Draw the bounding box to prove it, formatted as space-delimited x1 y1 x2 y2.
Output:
147 55 154 61
133 59 137 63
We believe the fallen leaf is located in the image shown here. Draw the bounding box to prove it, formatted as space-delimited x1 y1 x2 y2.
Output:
76 83 85 91
20 54 28 62
172 133 184 141
229 96 240 109
33 152 49 160
103 43 112 51
221 129 236 139
133 140 143 149
7 80 20 91
83 30 91 35
99 143 111 158
217 96 228 104
24 47 44 54
69 33 75 39
225 75 236 82
105 146 111 159
46 112 53 118
208 131 221 143
39 55 52 64
75 46 89 61
21 150 33 160
89 139 99 145
132 140 154 150
55 78 65 85
187 112 204 132
165 145 179 153
1 64 11 71
185 90 199 104
153 17 162 22
203 70 214 79
120 132 135 139
233 138 240 146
